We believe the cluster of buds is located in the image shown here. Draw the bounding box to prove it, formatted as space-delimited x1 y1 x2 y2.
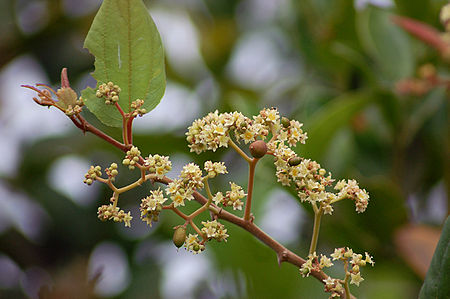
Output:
63 96 84 116
212 182 246 211
140 188 167 226
97 204 132 227
144 154 172 179
130 99 147 117
105 163 119 180
96 82 121 105
83 165 102 185
122 146 141 170
23 68 85 117
184 233 205 254
201 220 229 242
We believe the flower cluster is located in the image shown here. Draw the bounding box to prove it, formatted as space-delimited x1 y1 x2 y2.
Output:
96 82 121 105
166 179 195 207
130 99 147 117
63 97 84 116
105 163 119 180
184 234 205 254
212 182 246 210
122 146 141 170
299 252 334 278
144 154 172 179
268 117 369 214
201 220 229 242
83 165 102 185
299 248 374 298
323 277 344 298
140 188 167 226
97 204 132 227
334 180 370 213
180 163 204 190
330 247 374 287
186 109 282 154
204 161 227 178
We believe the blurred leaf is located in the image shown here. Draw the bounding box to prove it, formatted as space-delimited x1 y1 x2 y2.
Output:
394 0 432 21
331 42 377 85
403 87 446 146
357 6 415 82
419 216 450 299
82 0 165 127
300 91 374 160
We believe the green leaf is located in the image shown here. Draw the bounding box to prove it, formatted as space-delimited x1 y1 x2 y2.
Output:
298 91 373 160
356 6 414 82
82 0 165 127
419 216 450 299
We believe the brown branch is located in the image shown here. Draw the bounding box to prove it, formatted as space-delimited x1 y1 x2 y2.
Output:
68 115 354 298
68 115 129 152
153 177 347 296
244 158 258 222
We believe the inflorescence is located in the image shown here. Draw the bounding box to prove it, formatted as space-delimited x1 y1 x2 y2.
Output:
25 76 374 298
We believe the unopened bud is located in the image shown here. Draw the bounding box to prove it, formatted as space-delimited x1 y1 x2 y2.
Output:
249 140 267 158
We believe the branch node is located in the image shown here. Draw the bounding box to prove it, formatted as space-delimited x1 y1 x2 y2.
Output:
277 250 289 266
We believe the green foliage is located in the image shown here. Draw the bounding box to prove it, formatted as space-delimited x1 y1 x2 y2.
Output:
356 6 415 82
419 217 450 299
82 0 165 127
300 91 373 160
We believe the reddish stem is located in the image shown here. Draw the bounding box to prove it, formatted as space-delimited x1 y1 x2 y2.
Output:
69 115 129 152
126 117 134 145
115 102 126 118
244 158 258 222
392 16 449 56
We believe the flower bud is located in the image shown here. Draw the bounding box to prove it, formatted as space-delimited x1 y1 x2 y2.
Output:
288 156 301 166
249 140 267 158
173 227 187 248
281 117 290 128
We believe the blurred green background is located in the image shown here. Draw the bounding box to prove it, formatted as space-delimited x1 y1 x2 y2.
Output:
0 0 448 298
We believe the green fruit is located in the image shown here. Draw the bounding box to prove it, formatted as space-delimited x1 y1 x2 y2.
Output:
173 227 187 248
288 156 302 166
281 117 290 128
